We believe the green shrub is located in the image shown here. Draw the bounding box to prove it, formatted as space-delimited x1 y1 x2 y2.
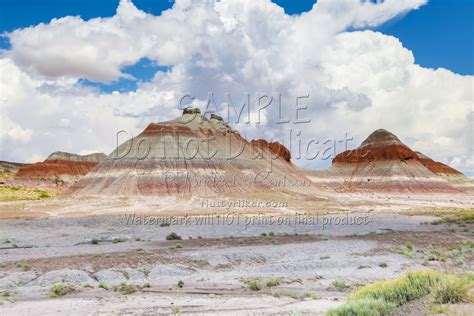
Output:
266 277 283 287
49 283 75 298
171 306 182 314
166 232 182 240
114 282 137 295
99 280 109 290
332 279 350 292
433 274 471 304
378 262 388 268
400 244 415 258
329 270 447 315
38 191 50 198
327 298 395 316
271 288 280 298
303 292 321 300
112 237 126 243
1 291 11 297
16 262 31 271
175 242 183 249
350 270 440 306
191 257 208 265
248 278 262 291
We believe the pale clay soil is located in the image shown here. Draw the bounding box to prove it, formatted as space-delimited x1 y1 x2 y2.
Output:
0 191 473 315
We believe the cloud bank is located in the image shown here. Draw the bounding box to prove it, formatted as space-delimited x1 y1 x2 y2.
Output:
1 0 472 175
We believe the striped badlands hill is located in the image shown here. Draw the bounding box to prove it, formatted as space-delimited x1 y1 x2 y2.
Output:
309 129 469 193
14 152 106 190
69 109 309 196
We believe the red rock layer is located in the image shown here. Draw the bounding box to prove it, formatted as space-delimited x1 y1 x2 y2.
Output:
415 152 462 175
251 139 291 162
15 160 98 180
333 144 417 164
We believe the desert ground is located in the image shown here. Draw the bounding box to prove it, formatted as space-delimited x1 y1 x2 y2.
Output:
0 192 472 315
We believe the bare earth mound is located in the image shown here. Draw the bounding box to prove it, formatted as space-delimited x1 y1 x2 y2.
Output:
309 129 471 193
68 110 310 197
13 151 106 190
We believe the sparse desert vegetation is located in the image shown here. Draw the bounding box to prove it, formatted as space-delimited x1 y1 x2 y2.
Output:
399 243 416 258
433 274 473 304
166 232 182 240
0 194 472 314
15 262 31 271
114 282 137 295
327 297 395 316
0 171 15 182
0 186 56 202
266 277 283 287
0 209 471 314
328 270 474 316
246 278 262 291
430 209 474 225
99 280 109 290
49 283 76 298
332 279 350 292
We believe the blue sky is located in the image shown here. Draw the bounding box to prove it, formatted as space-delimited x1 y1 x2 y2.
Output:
0 0 472 91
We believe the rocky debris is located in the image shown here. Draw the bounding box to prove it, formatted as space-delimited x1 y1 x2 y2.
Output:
93 270 127 287
148 265 194 285
251 139 291 162
0 268 151 297
210 113 224 121
28 269 96 288
123 268 148 287
0 271 37 290
182 107 201 115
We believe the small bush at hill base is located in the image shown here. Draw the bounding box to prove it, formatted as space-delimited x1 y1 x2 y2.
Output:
266 277 283 287
433 274 472 304
49 283 75 298
248 278 262 291
166 232 182 240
